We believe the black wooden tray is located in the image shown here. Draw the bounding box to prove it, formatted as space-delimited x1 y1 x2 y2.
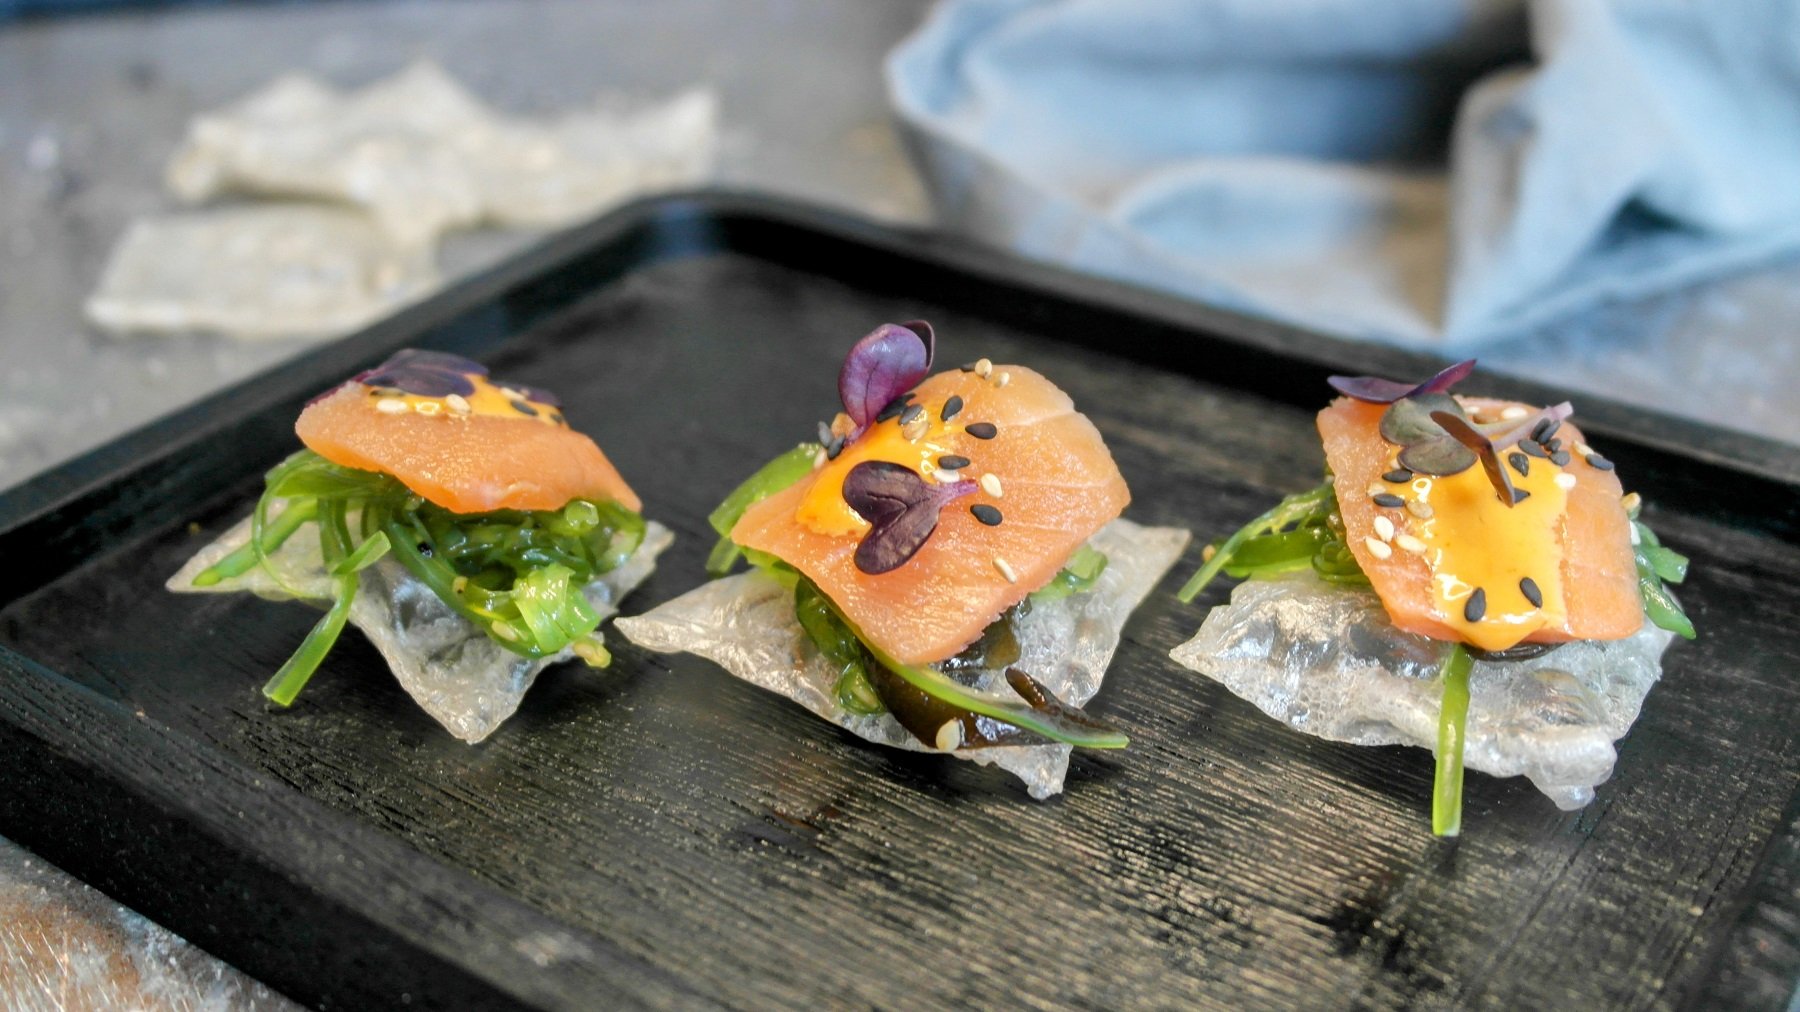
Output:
1 192 1795 1011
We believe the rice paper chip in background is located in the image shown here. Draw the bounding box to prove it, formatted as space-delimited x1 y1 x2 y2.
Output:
168 507 673 743
84 206 437 341
616 519 1189 798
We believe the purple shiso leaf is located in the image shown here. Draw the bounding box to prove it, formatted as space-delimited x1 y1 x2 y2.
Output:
1479 401 1574 451
842 459 973 574
1431 410 1522 506
1329 359 1477 404
839 321 935 429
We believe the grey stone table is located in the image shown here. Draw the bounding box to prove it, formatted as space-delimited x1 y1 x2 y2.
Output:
0 0 1793 1006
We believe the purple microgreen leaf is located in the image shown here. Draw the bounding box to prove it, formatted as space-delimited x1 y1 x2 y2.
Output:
1415 359 1477 395
1477 401 1575 451
839 322 935 429
1329 359 1478 403
1398 434 1478 476
354 349 487 398
1431 410 1520 506
1378 393 1465 445
504 383 561 408
842 460 973 574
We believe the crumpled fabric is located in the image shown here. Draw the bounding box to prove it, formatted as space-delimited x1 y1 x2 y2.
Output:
616 519 1189 799
888 0 1800 345
168 508 673 743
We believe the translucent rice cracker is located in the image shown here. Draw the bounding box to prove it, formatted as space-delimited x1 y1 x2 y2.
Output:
84 206 437 341
166 62 717 245
1170 570 1676 810
615 519 1189 799
168 507 673 743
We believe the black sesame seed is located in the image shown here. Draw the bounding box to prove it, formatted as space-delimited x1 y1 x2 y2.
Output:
1519 440 1548 459
965 422 998 440
510 399 538 417
817 421 833 445
548 411 565 425
1382 468 1413 484
1519 576 1543 608
970 504 1003 526
940 395 964 422
1547 438 1564 454
899 404 925 427
825 437 845 461
1511 487 1532 504
1587 454 1615 471
1540 419 1563 441
1464 587 1488 623
1508 451 1529 477
1371 493 1406 509
938 454 972 470
875 399 907 422
960 362 978 372
1550 450 1571 467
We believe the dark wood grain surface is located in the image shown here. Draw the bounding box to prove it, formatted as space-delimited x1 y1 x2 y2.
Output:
0 196 1794 1010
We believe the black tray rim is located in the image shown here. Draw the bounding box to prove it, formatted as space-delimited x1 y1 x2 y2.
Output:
0 189 1794 1010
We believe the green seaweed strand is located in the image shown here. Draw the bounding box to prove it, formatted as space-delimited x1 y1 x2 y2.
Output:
1177 482 1346 602
1432 643 1474 837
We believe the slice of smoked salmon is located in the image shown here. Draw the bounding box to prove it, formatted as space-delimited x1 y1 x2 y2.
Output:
1319 396 1640 650
297 381 640 515
732 365 1130 666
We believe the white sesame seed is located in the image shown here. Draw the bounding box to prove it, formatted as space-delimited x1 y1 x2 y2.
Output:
1501 405 1531 420
1374 516 1395 541
901 416 928 442
1367 482 1387 498
1396 534 1428 554
994 556 1018 583
934 721 963 751
813 448 827 469
413 400 441 416
445 393 471 415
995 371 1011 388
1630 524 1641 545
979 473 1003 497
1621 492 1641 514
1407 500 1434 519
974 358 993 378
935 467 962 484
1555 472 1577 490
1576 442 1594 456
1363 536 1393 560
375 398 408 414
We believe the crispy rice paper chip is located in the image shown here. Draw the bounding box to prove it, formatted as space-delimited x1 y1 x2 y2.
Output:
169 505 672 742
616 519 1188 799
1170 570 1676 810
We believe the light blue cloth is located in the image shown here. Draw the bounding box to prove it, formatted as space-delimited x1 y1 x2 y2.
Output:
888 0 1800 346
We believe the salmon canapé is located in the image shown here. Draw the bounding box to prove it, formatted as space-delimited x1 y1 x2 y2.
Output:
732 364 1129 666
1319 396 1640 652
296 351 639 515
